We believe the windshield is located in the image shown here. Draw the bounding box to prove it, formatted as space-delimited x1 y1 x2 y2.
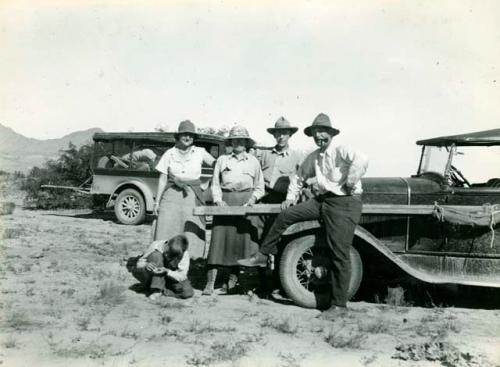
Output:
419 145 500 184
419 146 450 176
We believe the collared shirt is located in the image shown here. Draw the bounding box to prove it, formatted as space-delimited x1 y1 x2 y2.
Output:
255 146 303 194
138 240 190 282
155 146 215 181
287 143 368 201
212 152 265 203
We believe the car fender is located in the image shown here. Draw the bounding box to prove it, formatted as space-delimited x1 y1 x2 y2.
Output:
107 180 155 212
283 221 498 287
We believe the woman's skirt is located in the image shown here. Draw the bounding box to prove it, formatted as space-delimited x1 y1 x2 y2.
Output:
207 191 260 266
154 187 206 259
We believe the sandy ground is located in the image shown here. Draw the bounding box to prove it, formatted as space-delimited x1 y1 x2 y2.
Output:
1 203 499 367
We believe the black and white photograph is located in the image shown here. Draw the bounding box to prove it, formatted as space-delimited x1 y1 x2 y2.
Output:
0 1 499 366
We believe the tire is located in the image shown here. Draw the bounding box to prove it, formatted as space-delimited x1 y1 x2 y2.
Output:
279 234 363 309
114 188 146 225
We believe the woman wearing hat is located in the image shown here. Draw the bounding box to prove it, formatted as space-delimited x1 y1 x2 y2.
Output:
202 125 265 295
153 120 216 259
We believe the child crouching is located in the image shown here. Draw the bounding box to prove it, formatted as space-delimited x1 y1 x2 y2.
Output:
130 234 194 300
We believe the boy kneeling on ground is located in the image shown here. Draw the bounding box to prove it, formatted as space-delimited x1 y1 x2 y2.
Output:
130 234 194 300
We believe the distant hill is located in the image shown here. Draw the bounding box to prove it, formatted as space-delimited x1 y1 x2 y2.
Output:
0 124 103 172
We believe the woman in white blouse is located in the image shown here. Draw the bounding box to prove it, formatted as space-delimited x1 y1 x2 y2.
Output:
153 120 215 259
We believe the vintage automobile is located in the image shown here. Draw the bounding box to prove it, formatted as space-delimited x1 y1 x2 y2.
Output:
89 132 226 225
195 128 500 308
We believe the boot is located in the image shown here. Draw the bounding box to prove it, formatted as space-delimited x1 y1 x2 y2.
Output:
227 273 238 290
202 268 217 296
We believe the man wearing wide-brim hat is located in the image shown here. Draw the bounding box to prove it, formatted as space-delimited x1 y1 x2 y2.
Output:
252 117 303 293
257 117 303 198
239 113 368 315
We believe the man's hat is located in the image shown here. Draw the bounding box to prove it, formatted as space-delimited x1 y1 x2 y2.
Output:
226 125 255 146
267 117 298 135
304 113 340 137
175 120 198 138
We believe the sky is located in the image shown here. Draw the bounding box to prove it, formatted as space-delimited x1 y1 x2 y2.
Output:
1 0 499 178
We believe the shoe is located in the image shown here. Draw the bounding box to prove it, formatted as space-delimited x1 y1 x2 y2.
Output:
148 292 162 301
162 289 176 298
202 286 214 296
237 252 268 267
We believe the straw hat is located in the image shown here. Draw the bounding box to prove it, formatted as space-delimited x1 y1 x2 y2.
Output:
226 125 255 146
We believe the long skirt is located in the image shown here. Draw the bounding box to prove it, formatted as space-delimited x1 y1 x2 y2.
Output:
154 186 206 259
207 191 260 266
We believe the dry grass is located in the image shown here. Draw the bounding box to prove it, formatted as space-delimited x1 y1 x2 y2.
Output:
95 281 126 305
1 227 25 239
278 352 308 367
385 286 411 307
260 316 299 335
3 310 40 330
187 320 237 334
186 339 250 366
358 319 390 334
325 327 367 350
393 340 492 366
2 336 20 349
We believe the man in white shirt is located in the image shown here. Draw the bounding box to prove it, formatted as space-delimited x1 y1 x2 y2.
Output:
238 113 368 314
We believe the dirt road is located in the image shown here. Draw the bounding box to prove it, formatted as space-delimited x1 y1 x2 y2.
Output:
1 207 499 366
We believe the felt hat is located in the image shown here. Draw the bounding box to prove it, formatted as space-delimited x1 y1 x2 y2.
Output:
226 125 255 146
304 113 340 137
267 117 298 135
175 120 197 138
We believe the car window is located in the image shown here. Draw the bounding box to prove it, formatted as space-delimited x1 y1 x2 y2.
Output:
452 146 500 185
94 140 173 171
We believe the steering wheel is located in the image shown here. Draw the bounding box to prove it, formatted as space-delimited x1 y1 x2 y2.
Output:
450 165 471 187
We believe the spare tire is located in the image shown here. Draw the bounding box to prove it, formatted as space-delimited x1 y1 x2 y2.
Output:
279 234 363 309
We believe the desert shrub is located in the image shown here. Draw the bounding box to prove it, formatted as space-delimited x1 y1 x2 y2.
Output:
385 286 411 307
0 171 25 199
95 281 126 305
22 142 94 209
2 227 26 239
260 316 299 335
2 336 19 349
393 341 491 367
0 202 15 215
358 319 390 334
3 310 40 330
187 339 249 366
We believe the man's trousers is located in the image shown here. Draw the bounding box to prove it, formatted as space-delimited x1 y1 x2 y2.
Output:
260 194 362 307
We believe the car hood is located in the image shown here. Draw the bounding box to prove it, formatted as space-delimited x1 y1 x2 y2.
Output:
361 177 441 205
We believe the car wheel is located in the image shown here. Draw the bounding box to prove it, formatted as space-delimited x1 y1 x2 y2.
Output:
114 188 146 225
279 234 363 309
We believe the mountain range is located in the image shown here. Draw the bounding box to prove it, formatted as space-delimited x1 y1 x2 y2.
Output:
0 124 103 172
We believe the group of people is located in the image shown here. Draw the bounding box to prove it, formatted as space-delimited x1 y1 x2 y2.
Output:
129 113 368 314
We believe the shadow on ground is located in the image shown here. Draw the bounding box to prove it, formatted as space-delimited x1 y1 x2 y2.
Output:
43 210 157 225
